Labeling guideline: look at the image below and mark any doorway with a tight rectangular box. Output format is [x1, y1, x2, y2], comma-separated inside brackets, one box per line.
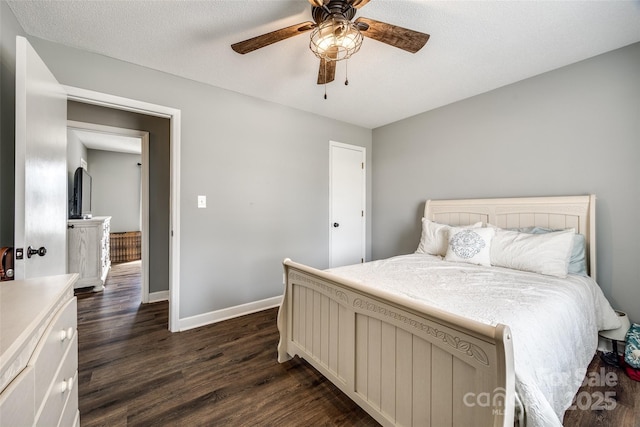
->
[65, 86, 182, 332]
[67, 121, 151, 303]
[329, 141, 366, 268]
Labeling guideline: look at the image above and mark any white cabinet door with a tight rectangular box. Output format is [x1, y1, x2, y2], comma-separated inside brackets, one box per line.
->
[329, 141, 365, 268]
[14, 36, 67, 279]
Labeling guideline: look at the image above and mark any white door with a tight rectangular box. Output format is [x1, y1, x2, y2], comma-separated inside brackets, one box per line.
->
[329, 141, 365, 268]
[14, 36, 68, 279]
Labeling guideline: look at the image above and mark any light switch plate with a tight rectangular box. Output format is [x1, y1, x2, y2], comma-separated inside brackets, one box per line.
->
[197, 195, 206, 208]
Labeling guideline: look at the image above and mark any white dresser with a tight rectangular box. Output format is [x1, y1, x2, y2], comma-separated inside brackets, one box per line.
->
[0, 274, 79, 426]
[68, 216, 111, 290]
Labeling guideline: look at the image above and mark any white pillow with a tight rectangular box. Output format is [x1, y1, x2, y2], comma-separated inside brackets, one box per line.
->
[444, 226, 495, 267]
[416, 219, 482, 257]
[490, 228, 575, 278]
[416, 219, 449, 256]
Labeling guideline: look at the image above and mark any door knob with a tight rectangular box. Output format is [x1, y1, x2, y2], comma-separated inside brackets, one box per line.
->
[333, 223, 340, 228]
[27, 246, 47, 258]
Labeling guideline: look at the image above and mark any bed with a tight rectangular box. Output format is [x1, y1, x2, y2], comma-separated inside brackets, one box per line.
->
[277, 195, 620, 427]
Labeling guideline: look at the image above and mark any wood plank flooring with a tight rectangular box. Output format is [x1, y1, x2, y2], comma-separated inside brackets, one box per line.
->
[75, 261, 377, 426]
[562, 354, 640, 426]
[76, 261, 639, 426]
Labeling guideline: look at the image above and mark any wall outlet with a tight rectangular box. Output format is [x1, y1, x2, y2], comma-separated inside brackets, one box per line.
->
[197, 195, 206, 208]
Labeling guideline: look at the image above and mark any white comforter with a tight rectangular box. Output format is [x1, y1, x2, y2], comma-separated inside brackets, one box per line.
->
[328, 254, 620, 427]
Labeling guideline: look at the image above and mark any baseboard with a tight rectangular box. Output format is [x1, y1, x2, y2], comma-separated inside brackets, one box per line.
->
[178, 295, 283, 332]
[148, 290, 170, 303]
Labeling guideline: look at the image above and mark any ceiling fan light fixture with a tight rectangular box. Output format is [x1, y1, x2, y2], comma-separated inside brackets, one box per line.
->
[309, 16, 363, 61]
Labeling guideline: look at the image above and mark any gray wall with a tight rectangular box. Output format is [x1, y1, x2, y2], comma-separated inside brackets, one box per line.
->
[372, 42, 640, 323]
[87, 149, 142, 233]
[0, 0, 26, 246]
[27, 35, 373, 319]
[67, 101, 170, 294]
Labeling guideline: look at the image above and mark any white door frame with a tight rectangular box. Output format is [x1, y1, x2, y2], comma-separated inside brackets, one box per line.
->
[329, 140, 366, 267]
[64, 85, 181, 332]
[67, 120, 151, 304]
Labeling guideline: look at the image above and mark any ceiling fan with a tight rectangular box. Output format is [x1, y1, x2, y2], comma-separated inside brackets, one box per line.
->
[231, 0, 430, 86]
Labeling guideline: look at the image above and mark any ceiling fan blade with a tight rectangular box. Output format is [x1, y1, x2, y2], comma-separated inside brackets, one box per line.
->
[355, 17, 430, 53]
[317, 58, 336, 85]
[231, 21, 315, 54]
[317, 46, 338, 84]
[348, 0, 371, 8]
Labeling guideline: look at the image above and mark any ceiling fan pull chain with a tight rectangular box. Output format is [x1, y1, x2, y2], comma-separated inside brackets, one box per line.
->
[324, 60, 328, 99]
[345, 59, 349, 86]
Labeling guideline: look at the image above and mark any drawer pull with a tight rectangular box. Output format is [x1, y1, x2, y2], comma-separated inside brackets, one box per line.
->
[60, 378, 74, 393]
[60, 327, 74, 342]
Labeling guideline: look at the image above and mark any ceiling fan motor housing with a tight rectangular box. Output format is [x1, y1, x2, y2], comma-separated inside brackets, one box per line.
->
[312, 0, 357, 24]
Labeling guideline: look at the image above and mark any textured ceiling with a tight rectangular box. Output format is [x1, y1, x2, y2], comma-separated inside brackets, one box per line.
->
[8, 0, 640, 129]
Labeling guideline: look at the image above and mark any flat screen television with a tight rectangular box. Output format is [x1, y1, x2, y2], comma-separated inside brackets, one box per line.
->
[70, 167, 92, 219]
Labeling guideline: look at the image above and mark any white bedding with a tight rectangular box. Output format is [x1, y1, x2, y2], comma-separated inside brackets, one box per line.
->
[328, 253, 620, 427]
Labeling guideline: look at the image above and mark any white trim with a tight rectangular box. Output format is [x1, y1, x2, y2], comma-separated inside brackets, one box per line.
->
[169, 111, 181, 332]
[148, 290, 170, 303]
[67, 121, 150, 303]
[67, 120, 147, 140]
[328, 141, 366, 267]
[65, 85, 182, 332]
[141, 135, 150, 304]
[178, 296, 283, 332]
[65, 86, 172, 119]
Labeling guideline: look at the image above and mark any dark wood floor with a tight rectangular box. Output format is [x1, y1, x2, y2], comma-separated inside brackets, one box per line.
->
[562, 353, 640, 426]
[75, 261, 377, 426]
[76, 261, 639, 426]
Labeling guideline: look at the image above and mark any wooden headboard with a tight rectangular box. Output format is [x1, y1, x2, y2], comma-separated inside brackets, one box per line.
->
[424, 195, 597, 278]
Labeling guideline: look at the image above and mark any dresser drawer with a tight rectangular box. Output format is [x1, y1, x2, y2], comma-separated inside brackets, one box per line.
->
[56, 371, 78, 427]
[35, 333, 78, 427]
[0, 366, 35, 426]
[30, 297, 77, 411]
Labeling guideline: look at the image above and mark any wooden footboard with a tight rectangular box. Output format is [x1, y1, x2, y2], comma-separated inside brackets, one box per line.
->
[278, 259, 515, 427]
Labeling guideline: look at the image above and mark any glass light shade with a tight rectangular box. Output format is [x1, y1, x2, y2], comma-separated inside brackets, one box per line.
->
[309, 16, 363, 61]
[600, 310, 631, 341]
